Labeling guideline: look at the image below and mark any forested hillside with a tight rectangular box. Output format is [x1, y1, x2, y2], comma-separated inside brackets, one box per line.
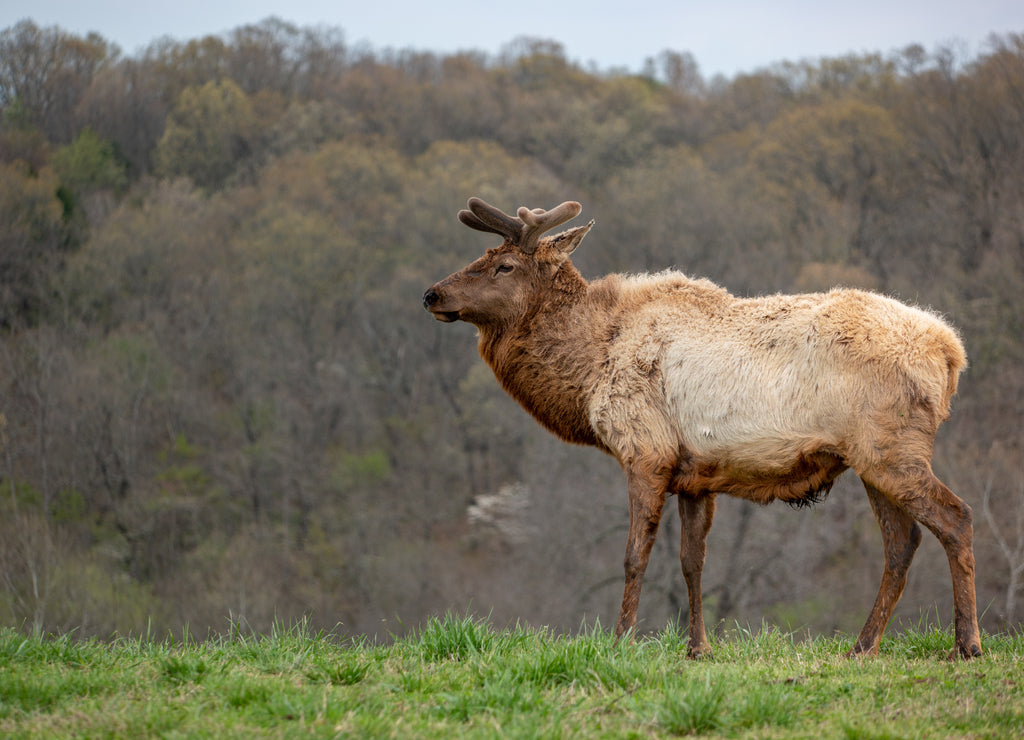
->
[1, 18, 1022, 639]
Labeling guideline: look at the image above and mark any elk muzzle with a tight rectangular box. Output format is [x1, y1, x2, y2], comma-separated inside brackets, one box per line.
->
[422, 287, 459, 322]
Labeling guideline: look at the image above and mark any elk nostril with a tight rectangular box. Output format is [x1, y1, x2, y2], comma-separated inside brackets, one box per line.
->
[423, 288, 440, 310]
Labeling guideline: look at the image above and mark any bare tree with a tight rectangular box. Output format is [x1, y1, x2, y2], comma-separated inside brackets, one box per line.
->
[982, 474, 1024, 625]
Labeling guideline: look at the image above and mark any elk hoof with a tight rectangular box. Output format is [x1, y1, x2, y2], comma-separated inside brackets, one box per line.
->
[949, 642, 983, 661]
[845, 643, 878, 659]
[687, 646, 713, 660]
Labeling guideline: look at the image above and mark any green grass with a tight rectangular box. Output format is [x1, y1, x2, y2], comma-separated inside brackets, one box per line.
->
[1, 616, 1023, 738]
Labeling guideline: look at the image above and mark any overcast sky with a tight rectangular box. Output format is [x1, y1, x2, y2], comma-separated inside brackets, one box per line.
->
[3, 1, 1022, 79]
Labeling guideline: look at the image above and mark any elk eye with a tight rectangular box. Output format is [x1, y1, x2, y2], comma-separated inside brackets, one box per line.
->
[495, 264, 514, 275]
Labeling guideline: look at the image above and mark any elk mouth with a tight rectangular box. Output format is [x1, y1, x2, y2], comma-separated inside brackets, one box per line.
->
[432, 310, 460, 323]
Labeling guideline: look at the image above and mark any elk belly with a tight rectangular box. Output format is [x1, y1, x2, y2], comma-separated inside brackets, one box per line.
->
[671, 446, 849, 505]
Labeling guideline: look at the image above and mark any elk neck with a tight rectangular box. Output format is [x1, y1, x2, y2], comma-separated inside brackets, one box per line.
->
[476, 261, 610, 451]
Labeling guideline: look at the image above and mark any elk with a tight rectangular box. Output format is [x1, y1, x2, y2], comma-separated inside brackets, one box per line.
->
[423, 197, 982, 660]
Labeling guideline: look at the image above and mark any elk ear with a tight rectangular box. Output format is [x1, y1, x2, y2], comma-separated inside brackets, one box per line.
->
[546, 220, 594, 260]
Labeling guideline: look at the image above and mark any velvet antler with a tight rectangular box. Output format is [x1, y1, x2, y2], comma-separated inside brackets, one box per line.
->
[458, 197, 582, 254]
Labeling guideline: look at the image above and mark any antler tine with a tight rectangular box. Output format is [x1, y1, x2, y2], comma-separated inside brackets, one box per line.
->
[517, 201, 582, 254]
[458, 197, 524, 242]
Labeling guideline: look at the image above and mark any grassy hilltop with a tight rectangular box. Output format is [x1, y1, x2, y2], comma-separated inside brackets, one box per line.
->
[2, 616, 1023, 738]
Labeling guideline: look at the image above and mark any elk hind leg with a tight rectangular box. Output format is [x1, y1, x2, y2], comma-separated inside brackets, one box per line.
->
[863, 466, 982, 659]
[849, 482, 921, 657]
[678, 493, 716, 658]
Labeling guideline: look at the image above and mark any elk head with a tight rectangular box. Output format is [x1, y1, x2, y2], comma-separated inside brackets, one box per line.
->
[423, 197, 593, 327]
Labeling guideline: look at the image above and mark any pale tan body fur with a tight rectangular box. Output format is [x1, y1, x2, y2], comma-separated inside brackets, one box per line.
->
[587, 273, 963, 501]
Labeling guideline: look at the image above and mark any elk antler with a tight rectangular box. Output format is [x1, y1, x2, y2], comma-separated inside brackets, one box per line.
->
[458, 197, 522, 242]
[517, 201, 583, 254]
[458, 197, 582, 254]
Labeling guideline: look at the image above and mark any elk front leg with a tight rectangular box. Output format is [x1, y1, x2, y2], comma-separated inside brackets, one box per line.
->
[678, 493, 716, 658]
[615, 466, 667, 639]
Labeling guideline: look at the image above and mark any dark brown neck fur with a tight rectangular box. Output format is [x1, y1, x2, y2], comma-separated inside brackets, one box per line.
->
[477, 261, 611, 451]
